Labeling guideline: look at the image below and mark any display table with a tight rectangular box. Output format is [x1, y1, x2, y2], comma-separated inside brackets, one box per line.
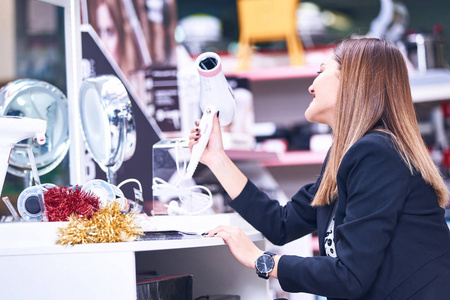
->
[0, 213, 268, 300]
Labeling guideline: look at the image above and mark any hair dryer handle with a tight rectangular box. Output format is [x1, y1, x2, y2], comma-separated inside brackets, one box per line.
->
[185, 106, 217, 178]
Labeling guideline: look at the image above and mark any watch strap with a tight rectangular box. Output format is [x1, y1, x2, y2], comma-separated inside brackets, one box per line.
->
[264, 251, 275, 257]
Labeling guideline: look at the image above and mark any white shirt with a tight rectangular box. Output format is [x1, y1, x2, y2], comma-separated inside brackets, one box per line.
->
[324, 206, 337, 258]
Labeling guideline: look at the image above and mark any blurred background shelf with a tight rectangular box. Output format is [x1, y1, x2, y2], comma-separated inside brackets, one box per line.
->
[218, 50, 450, 103]
[220, 47, 334, 81]
[261, 150, 327, 167]
[226, 149, 326, 167]
[410, 69, 450, 103]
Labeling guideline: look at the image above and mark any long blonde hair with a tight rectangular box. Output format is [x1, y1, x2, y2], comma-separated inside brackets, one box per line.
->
[312, 38, 449, 208]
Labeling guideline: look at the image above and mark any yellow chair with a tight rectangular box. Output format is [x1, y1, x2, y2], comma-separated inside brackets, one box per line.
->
[236, 0, 305, 70]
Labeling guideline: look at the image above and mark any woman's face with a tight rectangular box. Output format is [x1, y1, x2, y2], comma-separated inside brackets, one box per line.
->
[96, 3, 120, 63]
[305, 54, 340, 130]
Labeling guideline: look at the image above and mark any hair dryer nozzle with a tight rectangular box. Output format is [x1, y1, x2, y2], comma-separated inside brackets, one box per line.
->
[0, 116, 47, 198]
[196, 52, 236, 127]
[184, 52, 236, 178]
[0, 116, 47, 147]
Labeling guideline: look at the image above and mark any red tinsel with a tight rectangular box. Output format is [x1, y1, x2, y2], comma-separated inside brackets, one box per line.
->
[44, 186, 100, 222]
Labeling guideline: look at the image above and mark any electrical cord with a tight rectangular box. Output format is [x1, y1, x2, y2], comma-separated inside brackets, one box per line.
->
[116, 178, 144, 213]
[152, 139, 213, 215]
[117, 178, 143, 192]
[152, 177, 212, 215]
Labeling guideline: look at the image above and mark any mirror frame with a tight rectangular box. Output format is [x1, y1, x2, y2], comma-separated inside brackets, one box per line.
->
[38, 0, 84, 185]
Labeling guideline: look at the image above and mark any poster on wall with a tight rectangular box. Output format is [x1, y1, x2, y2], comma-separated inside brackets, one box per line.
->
[80, 0, 181, 133]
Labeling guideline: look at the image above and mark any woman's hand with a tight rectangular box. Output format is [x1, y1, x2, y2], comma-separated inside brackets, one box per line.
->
[188, 112, 225, 167]
[202, 225, 263, 269]
[188, 112, 248, 200]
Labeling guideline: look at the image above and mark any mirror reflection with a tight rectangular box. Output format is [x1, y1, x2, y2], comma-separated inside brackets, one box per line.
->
[0, 0, 69, 220]
[0, 79, 69, 178]
[79, 75, 136, 185]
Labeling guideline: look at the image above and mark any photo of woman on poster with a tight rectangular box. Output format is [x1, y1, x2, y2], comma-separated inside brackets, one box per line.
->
[133, 0, 178, 67]
[85, 0, 141, 78]
[82, 0, 180, 133]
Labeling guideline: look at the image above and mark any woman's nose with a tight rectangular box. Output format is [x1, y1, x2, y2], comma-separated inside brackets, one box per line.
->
[308, 85, 314, 94]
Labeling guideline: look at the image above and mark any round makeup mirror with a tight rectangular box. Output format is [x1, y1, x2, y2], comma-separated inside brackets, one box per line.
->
[0, 79, 70, 178]
[79, 75, 136, 184]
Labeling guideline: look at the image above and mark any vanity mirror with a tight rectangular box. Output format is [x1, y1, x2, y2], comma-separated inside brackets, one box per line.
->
[0, 79, 69, 179]
[79, 75, 136, 185]
[1, 0, 83, 185]
[0, 0, 83, 219]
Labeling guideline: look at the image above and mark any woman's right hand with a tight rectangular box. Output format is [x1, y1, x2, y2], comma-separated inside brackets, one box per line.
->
[189, 112, 248, 200]
[188, 112, 225, 168]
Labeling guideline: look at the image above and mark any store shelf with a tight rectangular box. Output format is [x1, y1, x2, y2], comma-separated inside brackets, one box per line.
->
[410, 69, 450, 103]
[233, 64, 320, 81]
[226, 149, 326, 167]
[226, 149, 278, 161]
[219, 47, 334, 81]
[261, 150, 327, 167]
[218, 50, 450, 103]
[0, 213, 268, 300]
[0, 213, 262, 256]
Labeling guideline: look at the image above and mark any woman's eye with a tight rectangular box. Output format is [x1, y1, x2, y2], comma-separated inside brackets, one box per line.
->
[316, 70, 323, 75]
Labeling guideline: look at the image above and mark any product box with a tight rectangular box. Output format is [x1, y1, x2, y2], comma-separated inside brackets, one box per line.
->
[136, 274, 193, 300]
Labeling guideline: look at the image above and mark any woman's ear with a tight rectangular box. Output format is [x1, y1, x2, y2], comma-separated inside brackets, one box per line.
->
[335, 69, 341, 80]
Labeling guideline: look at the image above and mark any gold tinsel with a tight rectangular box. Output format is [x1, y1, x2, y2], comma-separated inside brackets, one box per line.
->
[56, 202, 143, 245]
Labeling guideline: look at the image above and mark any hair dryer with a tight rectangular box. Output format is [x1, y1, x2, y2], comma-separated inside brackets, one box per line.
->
[0, 116, 47, 198]
[185, 52, 236, 178]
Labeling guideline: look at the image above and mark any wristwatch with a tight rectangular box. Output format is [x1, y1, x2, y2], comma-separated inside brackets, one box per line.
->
[255, 251, 276, 279]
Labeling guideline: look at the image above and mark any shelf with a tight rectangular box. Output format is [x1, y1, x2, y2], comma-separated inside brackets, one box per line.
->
[0, 213, 263, 256]
[0, 213, 268, 300]
[410, 69, 450, 103]
[219, 47, 334, 81]
[226, 149, 278, 161]
[261, 150, 327, 167]
[217, 50, 450, 103]
[233, 64, 320, 81]
[226, 149, 326, 167]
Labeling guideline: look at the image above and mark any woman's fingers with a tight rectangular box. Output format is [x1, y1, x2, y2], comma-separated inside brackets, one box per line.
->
[202, 225, 231, 236]
[188, 120, 202, 151]
[189, 131, 201, 141]
[190, 126, 201, 134]
[201, 225, 262, 269]
[188, 136, 199, 151]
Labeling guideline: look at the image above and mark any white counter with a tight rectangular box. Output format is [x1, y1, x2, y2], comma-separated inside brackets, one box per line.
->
[0, 213, 268, 300]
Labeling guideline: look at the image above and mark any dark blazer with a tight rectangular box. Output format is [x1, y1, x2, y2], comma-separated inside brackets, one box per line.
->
[229, 131, 450, 300]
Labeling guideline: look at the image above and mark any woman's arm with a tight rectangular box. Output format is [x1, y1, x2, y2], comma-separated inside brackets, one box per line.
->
[203, 224, 281, 279]
[189, 113, 247, 200]
[190, 114, 322, 287]
[189, 114, 319, 244]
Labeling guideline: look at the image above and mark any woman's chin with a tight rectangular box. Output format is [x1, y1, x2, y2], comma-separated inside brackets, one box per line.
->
[304, 109, 315, 123]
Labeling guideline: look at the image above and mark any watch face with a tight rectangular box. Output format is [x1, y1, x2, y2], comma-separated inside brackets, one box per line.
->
[256, 254, 275, 273]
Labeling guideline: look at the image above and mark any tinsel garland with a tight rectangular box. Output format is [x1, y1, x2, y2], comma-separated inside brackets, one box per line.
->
[56, 202, 143, 245]
[44, 186, 100, 222]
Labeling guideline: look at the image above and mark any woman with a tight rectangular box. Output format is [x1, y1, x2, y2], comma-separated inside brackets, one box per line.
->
[189, 38, 450, 299]
[87, 0, 139, 77]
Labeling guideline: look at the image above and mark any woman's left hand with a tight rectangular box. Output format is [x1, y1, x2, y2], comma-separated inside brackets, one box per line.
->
[203, 225, 263, 269]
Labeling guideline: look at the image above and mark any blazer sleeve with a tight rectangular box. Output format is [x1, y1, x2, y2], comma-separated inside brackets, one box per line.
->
[277, 134, 411, 298]
[229, 178, 319, 246]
